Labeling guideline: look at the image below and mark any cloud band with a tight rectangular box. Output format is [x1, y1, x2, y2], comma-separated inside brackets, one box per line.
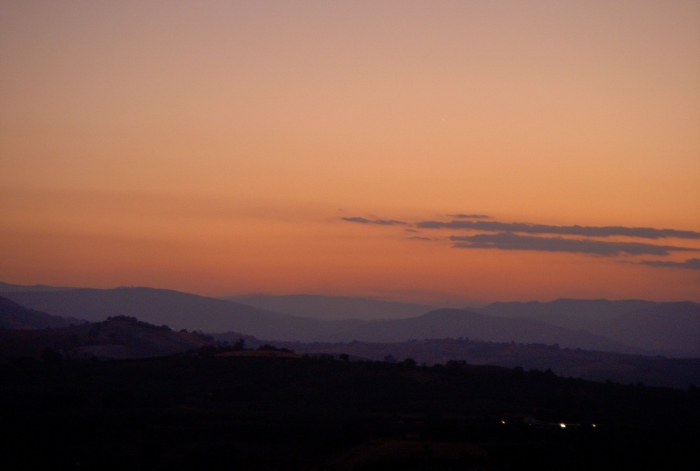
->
[340, 217, 406, 226]
[640, 258, 700, 270]
[450, 232, 699, 256]
[418, 220, 700, 240]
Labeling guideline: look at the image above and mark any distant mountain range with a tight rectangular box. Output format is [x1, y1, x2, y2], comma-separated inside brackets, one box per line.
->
[226, 293, 437, 320]
[0, 287, 624, 350]
[0, 286, 364, 341]
[604, 302, 700, 356]
[478, 299, 700, 357]
[1, 306, 697, 389]
[320, 308, 626, 352]
[1, 290, 698, 388]
[478, 299, 656, 332]
[1, 282, 698, 357]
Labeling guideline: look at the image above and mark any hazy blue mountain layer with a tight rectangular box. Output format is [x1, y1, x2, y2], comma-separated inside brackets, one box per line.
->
[226, 293, 438, 320]
[1, 287, 360, 341]
[0, 295, 86, 329]
[4, 285, 698, 356]
[479, 298, 700, 357]
[479, 298, 656, 332]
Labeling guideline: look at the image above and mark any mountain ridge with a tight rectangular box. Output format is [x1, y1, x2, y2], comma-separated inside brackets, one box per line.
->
[225, 293, 438, 320]
[1, 287, 362, 341]
[2, 288, 627, 350]
[3, 284, 698, 356]
[0, 295, 87, 329]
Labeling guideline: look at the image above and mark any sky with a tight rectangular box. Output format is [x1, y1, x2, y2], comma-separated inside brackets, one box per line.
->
[1, 1, 699, 305]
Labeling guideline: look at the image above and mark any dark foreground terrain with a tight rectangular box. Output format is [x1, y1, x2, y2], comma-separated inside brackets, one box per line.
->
[1, 348, 699, 471]
[258, 337, 700, 389]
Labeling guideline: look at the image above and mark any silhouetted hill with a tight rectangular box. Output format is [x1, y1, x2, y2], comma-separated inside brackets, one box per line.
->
[265, 338, 700, 390]
[1, 287, 362, 341]
[0, 316, 215, 359]
[479, 298, 655, 331]
[602, 302, 700, 356]
[479, 299, 700, 357]
[227, 293, 437, 320]
[0, 295, 86, 329]
[325, 308, 628, 352]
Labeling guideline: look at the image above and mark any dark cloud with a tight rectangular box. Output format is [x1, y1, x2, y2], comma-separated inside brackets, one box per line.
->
[418, 220, 700, 240]
[447, 213, 490, 219]
[640, 258, 700, 270]
[407, 236, 433, 241]
[341, 217, 407, 226]
[450, 232, 699, 256]
[404, 228, 418, 233]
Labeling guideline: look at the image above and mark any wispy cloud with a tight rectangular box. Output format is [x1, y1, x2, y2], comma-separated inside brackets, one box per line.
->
[451, 232, 699, 256]
[341, 217, 407, 226]
[447, 213, 490, 219]
[640, 258, 700, 270]
[419, 220, 700, 240]
[340, 214, 700, 261]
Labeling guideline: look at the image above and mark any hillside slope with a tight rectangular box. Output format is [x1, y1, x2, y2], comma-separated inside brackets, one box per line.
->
[0, 295, 86, 329]
[602, 302, 700, 356]
[227, 293, 437, 320]
[479, 299, 655, 332]
[325, 308, 628, 352]
[479, 299, 700, 356]
[0, 316, 215, 359]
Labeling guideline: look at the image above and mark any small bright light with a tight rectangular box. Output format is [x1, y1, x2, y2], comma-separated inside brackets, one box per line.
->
[501, 420, 506, 424]
[560, 423, 566, 428]
[592, 424, 597, 428]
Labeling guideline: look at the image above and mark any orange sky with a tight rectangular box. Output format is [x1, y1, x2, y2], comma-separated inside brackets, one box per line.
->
[1, 1, 699, 305]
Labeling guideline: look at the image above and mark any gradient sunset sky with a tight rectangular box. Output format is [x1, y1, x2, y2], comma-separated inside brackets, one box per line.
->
[1, 1, 699, 305]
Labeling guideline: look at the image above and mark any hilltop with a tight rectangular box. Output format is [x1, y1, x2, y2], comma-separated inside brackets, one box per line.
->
[0, 315, 214, 360]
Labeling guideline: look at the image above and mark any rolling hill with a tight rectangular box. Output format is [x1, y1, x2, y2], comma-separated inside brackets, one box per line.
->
[323, 308, 629, 351]
[0, 295, 86, 329]
[479, 299, 656, 332]
[226, 293, 438, 321]
[262, 337, 700, 390]
[0, 315, 214, 359]
[602, 302, 700, 356]
[479, 299, 700, 357]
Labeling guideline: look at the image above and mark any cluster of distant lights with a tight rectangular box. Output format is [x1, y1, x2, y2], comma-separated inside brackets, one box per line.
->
[500, 420, 597, 428]
[559, 423, 597, 428]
